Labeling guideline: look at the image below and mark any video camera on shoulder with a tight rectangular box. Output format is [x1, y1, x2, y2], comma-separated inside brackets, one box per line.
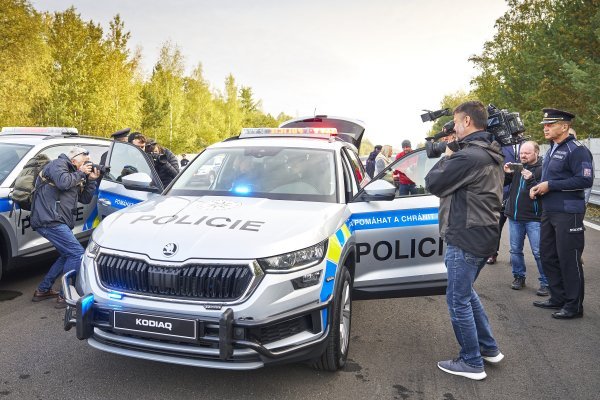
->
[421, 104, 527, 158]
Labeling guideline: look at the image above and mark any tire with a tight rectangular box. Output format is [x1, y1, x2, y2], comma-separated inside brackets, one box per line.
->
[312, 265, 352, 371]
[0, 253, 3, 282]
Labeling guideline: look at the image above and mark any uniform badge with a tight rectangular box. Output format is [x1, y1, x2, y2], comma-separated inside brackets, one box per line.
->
[584, 168, 592, 177]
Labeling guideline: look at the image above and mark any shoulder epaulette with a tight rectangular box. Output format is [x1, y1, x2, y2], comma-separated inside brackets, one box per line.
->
[573, 140, 582, 147]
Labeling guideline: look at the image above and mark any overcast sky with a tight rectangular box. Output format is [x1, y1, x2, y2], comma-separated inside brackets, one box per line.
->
[32, 0, 508, 149]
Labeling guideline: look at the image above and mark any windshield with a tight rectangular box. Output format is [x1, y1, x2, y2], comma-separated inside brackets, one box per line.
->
[0, 143, 33, 185]
[169, 146, 337, 203]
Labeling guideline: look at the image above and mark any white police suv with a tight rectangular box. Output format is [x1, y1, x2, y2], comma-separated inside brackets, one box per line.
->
[0, 127, 110, 280]
[63, 117, 446, 371]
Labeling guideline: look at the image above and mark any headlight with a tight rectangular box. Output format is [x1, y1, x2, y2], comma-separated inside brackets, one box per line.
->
[258, 240, 328, 272]
[85, 239, 101, 259]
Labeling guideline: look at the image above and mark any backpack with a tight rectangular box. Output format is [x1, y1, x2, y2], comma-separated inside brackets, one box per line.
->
[10, 154, 51, 211]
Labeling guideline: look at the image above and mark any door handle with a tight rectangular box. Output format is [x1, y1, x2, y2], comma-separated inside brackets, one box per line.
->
[98, 199, 111, 207]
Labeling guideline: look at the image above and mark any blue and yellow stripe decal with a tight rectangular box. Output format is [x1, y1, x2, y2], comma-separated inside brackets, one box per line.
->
[320, 222, 351, 330]
[346, 207, 438, 232]
[98, 190, 142, 210]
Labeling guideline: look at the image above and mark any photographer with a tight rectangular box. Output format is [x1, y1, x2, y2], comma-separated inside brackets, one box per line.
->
[503, 141, 548, 295]
[30, 146, 99, 308]
[145, 140, 180, 187]
[425, 101, 504, 380]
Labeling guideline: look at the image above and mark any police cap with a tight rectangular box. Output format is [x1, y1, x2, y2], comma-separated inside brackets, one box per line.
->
[540, 108, 575, 124]
[111, 127, 131, 139]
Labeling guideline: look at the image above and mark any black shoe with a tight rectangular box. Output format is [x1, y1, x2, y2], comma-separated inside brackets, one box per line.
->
[552, 309, 583, 319]
[511, 276, 525, 290]
[486, 255, 497, 265]
[54, 296, 67, 309]
[533, 300, 563, 309]
[536, 286, 549, 297]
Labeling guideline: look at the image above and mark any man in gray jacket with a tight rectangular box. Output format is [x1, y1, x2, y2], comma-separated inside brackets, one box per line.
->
[425, 101, 505, 380]
[30, 146, 99, 308]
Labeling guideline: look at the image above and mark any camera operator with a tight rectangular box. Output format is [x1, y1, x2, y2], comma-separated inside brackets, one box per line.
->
[30, 146, 99, 308]
[503, 141, 548, 295]
[530, 108, 593, 319]
[425, 101, 504, 380]
[145, 140, 180, 187]
[487, 143, 520, 265]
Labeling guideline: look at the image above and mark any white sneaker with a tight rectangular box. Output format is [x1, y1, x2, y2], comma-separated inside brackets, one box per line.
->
[481, 350, 504, 364]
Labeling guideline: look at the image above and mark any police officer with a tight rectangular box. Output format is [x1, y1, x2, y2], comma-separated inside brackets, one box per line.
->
[99, 128, 131, 166]
[530, 108, 593, 319]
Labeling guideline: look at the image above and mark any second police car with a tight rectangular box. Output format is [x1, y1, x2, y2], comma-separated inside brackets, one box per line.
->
[62, 116, 446, 371]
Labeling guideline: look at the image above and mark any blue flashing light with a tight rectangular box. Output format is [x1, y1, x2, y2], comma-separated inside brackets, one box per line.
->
[233, 185, 251, 194]
[108, 292, 123, 300]
[81, 294, 94, 315]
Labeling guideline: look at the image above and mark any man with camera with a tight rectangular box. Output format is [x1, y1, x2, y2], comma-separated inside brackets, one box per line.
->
[425, 101, 504, 380]
[503, 141, 548, 295]
[30, 146, 99, 308]
[530, 108, 593, 319]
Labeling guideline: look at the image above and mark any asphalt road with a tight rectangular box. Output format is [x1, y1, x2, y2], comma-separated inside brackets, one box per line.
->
[1, 226, 599, 400]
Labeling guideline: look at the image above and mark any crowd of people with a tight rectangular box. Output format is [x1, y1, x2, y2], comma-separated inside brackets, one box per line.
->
[423, 102, 593, 381]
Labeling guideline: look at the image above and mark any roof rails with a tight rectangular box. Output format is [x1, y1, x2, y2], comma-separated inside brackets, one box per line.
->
[1, 127, 78, 136]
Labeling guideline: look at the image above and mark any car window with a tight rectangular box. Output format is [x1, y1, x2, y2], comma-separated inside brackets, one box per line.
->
[0, 143, 33, 185]
[376, 149, 438, 198]
[343, 148, 369, 189]
[104, 142, 157, 185]
[170, 147, 337, 203]
[340, 152, 359, 201]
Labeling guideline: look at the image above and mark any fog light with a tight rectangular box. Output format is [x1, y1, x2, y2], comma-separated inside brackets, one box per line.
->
[292, 271, 322, 290]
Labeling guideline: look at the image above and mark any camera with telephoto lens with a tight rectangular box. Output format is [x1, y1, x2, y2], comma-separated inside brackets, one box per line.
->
[422, 104, 527, 158]
[148, 151, 167, 164]
[83, 161, 110, 174]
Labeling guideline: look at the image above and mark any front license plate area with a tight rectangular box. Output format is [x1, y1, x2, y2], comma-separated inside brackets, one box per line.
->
[113, 311, 197, 341]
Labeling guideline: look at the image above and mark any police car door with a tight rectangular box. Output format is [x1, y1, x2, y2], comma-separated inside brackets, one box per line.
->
[346, 148, 447, 299]
[97, 141, 163, 220]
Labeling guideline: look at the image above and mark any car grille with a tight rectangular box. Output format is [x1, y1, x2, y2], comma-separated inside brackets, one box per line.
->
[96, 254, 254, 301]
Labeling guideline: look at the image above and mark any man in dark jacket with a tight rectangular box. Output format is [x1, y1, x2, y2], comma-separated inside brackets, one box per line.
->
[503, 141, 548, 295]
[530, 108, 593, 319]
[145, 140, 180, 187]
[425, 101, 504, 380]
[365, 145, 381, 178]
[31, 146, 99, 308]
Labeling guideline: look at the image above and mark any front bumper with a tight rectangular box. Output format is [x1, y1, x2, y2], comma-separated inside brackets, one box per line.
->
[62, 270, 332, 369]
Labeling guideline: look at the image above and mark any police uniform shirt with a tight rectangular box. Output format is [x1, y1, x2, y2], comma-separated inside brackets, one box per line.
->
[541, 135, 593, 214]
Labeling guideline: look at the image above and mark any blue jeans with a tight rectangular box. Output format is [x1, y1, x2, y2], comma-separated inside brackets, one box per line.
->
[445, 244, 499, 368]
[508, 219, 548, 286]
[36, 224, 84, 293]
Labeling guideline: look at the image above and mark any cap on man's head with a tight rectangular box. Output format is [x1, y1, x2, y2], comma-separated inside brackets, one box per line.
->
[374, 145, 382, 150]
[401, 140, 412, 148]
[128, 132, 143, 143]
[111, 127, 131, 140]
[540, 108, 575, 124]
[67, 146, 88, 160]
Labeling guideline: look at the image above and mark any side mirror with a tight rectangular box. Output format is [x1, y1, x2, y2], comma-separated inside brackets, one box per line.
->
[121, 172, 161, 193]
[358, 179, 396, 201]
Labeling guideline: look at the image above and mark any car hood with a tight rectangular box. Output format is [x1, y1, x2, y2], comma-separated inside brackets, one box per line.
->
[93, 195, 348, 261]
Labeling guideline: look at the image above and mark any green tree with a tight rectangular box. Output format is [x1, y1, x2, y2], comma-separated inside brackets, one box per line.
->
[0, 0, 51, 125]
[471, 0, 600, 140]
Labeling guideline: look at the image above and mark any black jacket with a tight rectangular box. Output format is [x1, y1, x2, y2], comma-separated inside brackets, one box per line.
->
[504, 157, 542, 221]
[31, 154, 96, 229]
[154, 147, 180, 187]
[541, 135, 594, 214]
[425, 131, 504, 258]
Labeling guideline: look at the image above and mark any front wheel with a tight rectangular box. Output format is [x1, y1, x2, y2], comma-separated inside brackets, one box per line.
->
[312, 265, 352, 371]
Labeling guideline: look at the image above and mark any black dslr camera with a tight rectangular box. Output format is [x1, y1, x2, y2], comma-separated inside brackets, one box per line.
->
[84, 161, 110, 174]
[423, 104, 527, 158]
[145, 142, 167, 164]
